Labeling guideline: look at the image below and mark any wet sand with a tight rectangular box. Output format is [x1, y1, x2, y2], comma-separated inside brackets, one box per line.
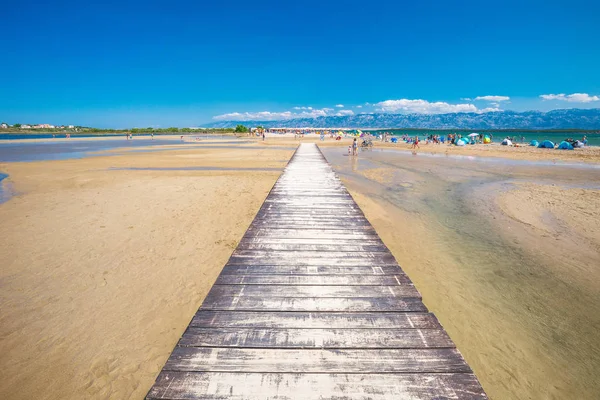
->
[321, 146, 600, 400]
[0, 143, 294, 399]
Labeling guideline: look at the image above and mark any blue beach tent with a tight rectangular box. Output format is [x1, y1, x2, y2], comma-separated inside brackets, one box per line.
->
[557, 141, 574, 150]
[538, 140, 555, 149]
[530, 140, 539, 147]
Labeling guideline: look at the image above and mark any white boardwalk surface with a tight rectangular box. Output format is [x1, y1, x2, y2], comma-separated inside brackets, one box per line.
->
[146, 143, 487, 399]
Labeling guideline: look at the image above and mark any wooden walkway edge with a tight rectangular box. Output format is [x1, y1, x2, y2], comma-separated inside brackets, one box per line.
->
[146, 143, 487, 399]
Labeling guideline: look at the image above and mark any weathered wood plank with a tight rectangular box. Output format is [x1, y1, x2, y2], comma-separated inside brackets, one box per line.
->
[249, 222, 374, 230]
[235, 243, 388, 252]
[226, 257, 398, 267]
[179, 327, 455, 348]
[215, 274, 412, 285]
[206, 285, 421, 298]
[199, 295, 427, 312]
[238, 238, 385, 246]
[163, 347, 472, 373]
[243, 228, 379, 238]
[251, 217, 371, 224]
[231, 250, 396, 259]
[190, 311, 442, 329]
[220, 265, 404, 275]
[147, 372, 488, 400]
[254, 214, 365, 220]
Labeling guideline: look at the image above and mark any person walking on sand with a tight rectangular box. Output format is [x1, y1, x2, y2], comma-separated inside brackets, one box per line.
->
[352, 138, 358, 156]
[412, 136, 420, 149]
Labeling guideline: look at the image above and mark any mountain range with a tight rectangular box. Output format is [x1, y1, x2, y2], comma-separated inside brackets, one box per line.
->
[204, 109, 600, 130]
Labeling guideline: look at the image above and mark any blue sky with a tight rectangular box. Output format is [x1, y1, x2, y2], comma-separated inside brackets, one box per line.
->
[2, 0, 599, 128]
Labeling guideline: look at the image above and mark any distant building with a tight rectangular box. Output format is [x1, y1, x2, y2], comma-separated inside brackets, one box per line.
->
[68, 125, 74, 129]
[21, 124, 31, 129]
[33, 124, 55, 129]
[0, 123, 7, 129]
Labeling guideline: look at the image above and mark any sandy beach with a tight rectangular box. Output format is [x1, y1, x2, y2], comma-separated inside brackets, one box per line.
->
[1, 136, 599, 399]
[263, 134, 600, 164]
[0, 140, 294, 399]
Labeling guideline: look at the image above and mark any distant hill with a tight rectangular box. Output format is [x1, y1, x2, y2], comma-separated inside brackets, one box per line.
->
[204, 109, 600, 130]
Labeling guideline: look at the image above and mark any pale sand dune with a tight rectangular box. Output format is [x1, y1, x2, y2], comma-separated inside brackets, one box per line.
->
[0, 145, 294, 400]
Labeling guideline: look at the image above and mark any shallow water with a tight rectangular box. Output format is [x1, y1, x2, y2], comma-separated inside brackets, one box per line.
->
[321, 147, 600, 399]
[0, 139, 251, 162]
[0, 173, 13, 204]
[368, 147, 600, 169]
[109, 166, 282, 172]
[0, 134, 237, 141]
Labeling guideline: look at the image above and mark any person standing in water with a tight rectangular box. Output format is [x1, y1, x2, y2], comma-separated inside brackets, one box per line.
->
[352, 138, 358, 156]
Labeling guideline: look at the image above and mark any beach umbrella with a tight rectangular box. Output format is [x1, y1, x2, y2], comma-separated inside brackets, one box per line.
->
[468, 133, 479, 137]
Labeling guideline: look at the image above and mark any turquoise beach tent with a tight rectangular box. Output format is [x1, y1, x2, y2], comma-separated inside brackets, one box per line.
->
[455, 138, 467, 146]
[538, 140, 555, 149]
[530, 140, 539, 147]
[557, 141, 574, 150]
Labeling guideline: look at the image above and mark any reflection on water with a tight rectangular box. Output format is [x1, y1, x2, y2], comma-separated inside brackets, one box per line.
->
[321, 146, 600, 399]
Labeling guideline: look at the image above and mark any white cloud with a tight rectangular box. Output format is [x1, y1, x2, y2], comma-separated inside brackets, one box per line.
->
[214, 107, 337, 121]
[335, 104, 344, 108]
[460, 97, 472, 101]
[539, 93, 599, 103]
[355, 105, 362, 108]
[374, 99, 477, 114]
[335, 110, 354, 116]
[490, 102, 500, 107]
[292, 106, 313, 110]
[474, 95, 510, 102]
[478, 107, 502, 113]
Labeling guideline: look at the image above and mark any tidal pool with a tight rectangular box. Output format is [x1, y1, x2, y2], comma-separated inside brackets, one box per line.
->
[321, 147, 600, 400]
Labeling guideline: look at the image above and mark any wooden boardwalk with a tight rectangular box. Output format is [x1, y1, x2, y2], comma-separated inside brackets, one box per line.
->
[146, 144, 487, 399]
